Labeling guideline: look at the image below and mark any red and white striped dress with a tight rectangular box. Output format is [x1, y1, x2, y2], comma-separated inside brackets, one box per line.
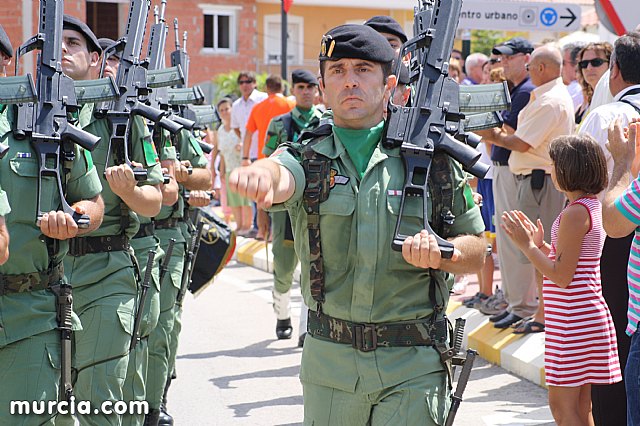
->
[543, 197, 622, 387]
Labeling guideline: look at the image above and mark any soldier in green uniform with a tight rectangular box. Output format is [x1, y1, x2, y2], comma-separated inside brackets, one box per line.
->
[230, 24, 486, 425]
[59, 16, 164, 426]
[0, 86, 104, 425]
[145, 129, 210, 425]
[263, 69, 323, 345]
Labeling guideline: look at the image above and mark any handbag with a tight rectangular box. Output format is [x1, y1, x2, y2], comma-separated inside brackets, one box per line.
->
[188, 207, 236, 296]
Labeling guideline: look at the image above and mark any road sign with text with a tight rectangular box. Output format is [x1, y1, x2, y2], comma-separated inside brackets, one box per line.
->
[458, 1, 581, 32]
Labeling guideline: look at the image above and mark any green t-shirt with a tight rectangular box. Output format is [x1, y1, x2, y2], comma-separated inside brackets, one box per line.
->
[333, 121, 384, 178]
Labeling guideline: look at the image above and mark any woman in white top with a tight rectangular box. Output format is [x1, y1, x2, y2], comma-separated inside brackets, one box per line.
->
[213, 98, 253, 233]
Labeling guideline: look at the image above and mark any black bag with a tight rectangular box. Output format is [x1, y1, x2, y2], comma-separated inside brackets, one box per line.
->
[188, 208, 236, 296]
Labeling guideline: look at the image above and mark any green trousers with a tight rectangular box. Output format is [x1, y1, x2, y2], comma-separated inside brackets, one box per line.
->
[302, 370, 450, 426]
[145, 227, 186, 410]
[0, 330, 60, 426]
[121, 235, 163, 426]
[271, 210, 298, 295]
[63, 251, 138, 426]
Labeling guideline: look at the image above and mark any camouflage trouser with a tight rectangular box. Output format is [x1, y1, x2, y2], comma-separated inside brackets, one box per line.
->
[271, 210, 298, 295]
[0, 330, 60, 426]
[121, 235, 164, 426]
[146, 228, 185, 411]
[302, 370, 450, 426]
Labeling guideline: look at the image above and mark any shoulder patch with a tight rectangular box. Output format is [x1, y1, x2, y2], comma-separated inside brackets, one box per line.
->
[188, 133, 205, 156]
[83, 147, 94, 170]
[329, 169, 349, 188]
[143, 135, 159, 166]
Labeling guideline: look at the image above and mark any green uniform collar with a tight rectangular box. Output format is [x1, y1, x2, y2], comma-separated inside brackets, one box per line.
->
[333, 121, 385, 177]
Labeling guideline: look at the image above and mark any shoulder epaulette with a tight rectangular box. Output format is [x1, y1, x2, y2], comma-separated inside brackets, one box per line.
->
[298, 123, 332, 145]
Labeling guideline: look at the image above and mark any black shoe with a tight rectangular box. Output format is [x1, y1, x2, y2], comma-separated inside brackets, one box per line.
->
[298, 332, 306, 347]
[144, 409, 160, 426]
[489, 310, 509, 323]
[276, 318, 293, 339]
[158, 403, 174, 426]
[494, 313, 523, 329]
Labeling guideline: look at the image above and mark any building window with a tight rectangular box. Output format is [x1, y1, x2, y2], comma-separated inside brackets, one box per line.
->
[264, 15, 303, 66]
[203, 10, 236, 53]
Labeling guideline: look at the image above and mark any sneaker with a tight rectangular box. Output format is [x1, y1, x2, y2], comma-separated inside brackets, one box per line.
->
[478, 289, 508, 315]
[463, 292, 488, 308]
[452, 276, 469, 295]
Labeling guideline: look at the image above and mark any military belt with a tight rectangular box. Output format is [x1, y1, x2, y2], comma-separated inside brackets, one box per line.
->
[308, 310, 435, 352]
[133, 223, 156, 239]
[155, 218, 181, 229]
[68, 234, 130, 257]
[0, 263, 64, 295]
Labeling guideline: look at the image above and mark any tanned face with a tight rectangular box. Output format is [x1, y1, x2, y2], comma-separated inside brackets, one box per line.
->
[319, 58, 396, 129]
[61, 29, 99, 80]
[291, 82, 318, 110]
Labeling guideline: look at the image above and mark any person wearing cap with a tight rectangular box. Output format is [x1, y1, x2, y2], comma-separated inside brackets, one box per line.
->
[474, 37, 537, 328]
[0, 19, 105, 426]
[0, 24, 13, 77]
[58, 15, 165, 426]
[482, 44, 574, 333]
[97, 37, 121, 80]
[364, 15, 407, 55]
[262, 69, 323, 346]
[230, 24, 485, 424]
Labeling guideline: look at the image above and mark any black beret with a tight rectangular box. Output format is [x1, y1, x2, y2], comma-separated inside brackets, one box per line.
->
[98, 37, 121, 59]
[319, 24, 395, 64]
[291, 69, 318, 85]
[63, 15, 101, 54]
[492, 37, 534, 56]
[0, 24, 12, 58]
[364, 15, 407, 44]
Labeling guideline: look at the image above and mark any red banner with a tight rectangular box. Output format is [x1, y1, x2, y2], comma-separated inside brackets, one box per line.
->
[283, 0, 293, 13]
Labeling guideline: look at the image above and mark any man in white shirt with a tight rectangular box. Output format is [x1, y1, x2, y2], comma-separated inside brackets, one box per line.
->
[231, 71, 268, 161]
[580, 32, 640, 426]
[562, 41, 586, 111]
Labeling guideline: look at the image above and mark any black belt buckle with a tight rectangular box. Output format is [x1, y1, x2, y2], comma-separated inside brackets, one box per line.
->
[352, 323, 377, 352]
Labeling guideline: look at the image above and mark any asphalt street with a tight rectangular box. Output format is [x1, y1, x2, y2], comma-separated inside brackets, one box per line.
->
[167, 261, 554, 426]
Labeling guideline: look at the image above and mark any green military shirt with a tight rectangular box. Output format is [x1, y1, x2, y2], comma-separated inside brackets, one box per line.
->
[263, 106, 323, 156]
[0, 104, 103, 346]
[154, 128, 208, 243]
[77, 104, 164, 238]
[271, 129, 484, 394]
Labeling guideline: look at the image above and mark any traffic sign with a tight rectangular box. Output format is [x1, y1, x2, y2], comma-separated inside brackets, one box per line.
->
[596, 0, 638, 35]
[458, 1, 581, 32]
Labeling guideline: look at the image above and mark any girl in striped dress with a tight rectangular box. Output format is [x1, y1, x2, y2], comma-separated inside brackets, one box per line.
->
[501, 134, 622, 426]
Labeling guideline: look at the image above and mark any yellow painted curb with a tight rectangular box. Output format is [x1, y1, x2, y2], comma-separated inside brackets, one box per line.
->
[540, 367, 547, 389]
[446, 300, 462, 315]
[467, 322, 524, 365]
[237, 240, 266, 265]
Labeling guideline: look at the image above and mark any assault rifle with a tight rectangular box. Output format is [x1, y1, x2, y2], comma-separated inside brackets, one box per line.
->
[98, 0, 182, 182]
[177, 217, 204, 305]
[145, 0, 194, 132]
[11, 0, 103, 229]
[384, 0, 509, 256]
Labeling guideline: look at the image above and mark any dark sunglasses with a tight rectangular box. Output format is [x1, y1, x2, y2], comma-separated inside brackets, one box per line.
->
[238, 80, 254, 85]
[578, 58, 608, 69]
[489, 58, 501, 64]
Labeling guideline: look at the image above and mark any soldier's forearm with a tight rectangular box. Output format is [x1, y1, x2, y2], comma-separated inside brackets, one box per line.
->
[73, 194, 105, 235]
[439, 234, 486, 275]
[242, 132, 252, 159]
[182, 167, 212, 191]
[122, 185, 163, 217]
[0, 217, 9, 265]
[161, 176, 180, 206]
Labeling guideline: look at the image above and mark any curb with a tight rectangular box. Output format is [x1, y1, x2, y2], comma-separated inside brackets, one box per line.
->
[231, 236, 547, 388]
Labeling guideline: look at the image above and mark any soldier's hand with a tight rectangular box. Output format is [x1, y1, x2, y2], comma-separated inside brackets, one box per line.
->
[228, 166, 274, 208]
[402, 230, 460, 269]
[40, 210, 79, 240]
[175, 160, 192, 183]
[105, 163, 138, 197]
[187, 190, 211, 207]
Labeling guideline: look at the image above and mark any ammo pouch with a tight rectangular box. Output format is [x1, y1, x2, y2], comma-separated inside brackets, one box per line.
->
[530, 169, 546, 191]
[307, 310, 442, 352]
[0, 263, 64, 295]
[68, 234, 130, 257]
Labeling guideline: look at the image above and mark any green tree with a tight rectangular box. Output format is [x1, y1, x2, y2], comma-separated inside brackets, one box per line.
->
[469, 30, 529, 55]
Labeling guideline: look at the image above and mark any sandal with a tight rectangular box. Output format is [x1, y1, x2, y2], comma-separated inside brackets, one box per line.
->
[513, 320, 545, 334]
[510, 316, 532, 329]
